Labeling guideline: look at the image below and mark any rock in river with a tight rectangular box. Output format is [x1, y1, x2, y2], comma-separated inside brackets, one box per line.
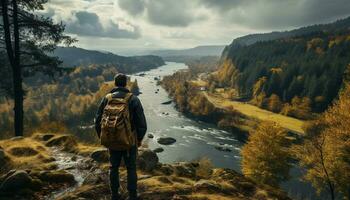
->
[147, 134, 154, 139]
[157, 137, 176, 145]
[153, 147, 164, 153]
[161, 100, 172, 105]
[215, 146, 232, 152]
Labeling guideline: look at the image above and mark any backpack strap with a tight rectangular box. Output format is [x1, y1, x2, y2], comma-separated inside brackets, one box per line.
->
[123, 92, 133, 103]
[105, 92, 133, 104]
[105, 93, 113, 104]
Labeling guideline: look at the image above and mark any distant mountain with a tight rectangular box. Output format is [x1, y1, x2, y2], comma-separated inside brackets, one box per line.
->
[53, 47, 165, 74]
[222, 16, 350, 59]
[152, 45, 225, 57]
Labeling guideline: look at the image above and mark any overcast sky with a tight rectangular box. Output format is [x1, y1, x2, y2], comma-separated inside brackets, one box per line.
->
[43, 0, 350, 55]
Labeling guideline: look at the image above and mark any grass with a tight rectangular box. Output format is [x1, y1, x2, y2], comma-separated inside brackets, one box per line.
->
[0, 137, 57, 172]
[204, 92, 305, 134]
[0, 133, 104, 174]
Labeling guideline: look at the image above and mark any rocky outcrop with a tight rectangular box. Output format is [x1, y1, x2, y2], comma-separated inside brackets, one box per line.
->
[0, 133, 291, 200]
[137, 149, 159, 172]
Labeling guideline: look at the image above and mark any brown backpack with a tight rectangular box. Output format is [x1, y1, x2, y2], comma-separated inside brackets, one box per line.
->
[100, 92, 136, 150]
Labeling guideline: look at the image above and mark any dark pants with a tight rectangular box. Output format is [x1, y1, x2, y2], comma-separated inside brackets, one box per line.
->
[109, 146, 137, 197]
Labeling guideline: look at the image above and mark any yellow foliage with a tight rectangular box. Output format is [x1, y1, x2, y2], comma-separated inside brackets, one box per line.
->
[293, 84, 350, 198]
[267, 94, 283, 113]
[270, 68, 282, 74]
[307, 38, 323, 51]
[241, 121, 290, 186]
[217, 59, 239, 87]
[281, 96, 312, 120]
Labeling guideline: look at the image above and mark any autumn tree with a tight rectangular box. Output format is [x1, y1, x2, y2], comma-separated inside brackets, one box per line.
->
[267, 94, 283, 113]
[293, 83, 350, 200]
[1, 0, 75, 136]
[241, 122, 291, 186]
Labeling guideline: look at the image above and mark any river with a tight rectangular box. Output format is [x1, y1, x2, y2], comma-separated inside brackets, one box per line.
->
[130, 62, 326, 200]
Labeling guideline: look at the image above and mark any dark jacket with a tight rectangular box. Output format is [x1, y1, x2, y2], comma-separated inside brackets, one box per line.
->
[94, 87, 147, 141]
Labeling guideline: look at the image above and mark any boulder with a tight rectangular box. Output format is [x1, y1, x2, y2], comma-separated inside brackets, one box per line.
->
[46, 135, 78, 152]
[193, 180, 222, 194]
[147, 134, 154, 139]
[34, 133, 55, 141]
[158, 164, 174, 176]
[137, 149, 159, 172]
[173, 162, 197, 178]
[157, 137, 176, 145]
[215, 146, 232, 152]
[83, 169, 108, 185]
[153, 147, 164, 153]
[37, 170, 76, 184]
[90, 149, 109, 163]
[10, 136, 24, 141]
[0, 170, 33, 191]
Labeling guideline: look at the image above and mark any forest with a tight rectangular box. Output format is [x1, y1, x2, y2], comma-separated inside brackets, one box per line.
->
[0, 63, 140, 139]
[213, 28, 350, 118]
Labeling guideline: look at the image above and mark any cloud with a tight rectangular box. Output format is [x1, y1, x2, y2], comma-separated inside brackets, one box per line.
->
[146, 0, 202, 27]
[118, 0, 145, 16]
[43, 0, 350, 50]
[117, 0, 205, 27]
[200, 0, 350, 29]
[65, 11, 141, 39]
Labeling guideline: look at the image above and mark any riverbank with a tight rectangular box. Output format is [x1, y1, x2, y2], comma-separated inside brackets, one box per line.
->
[161, 70, 306, 142]
[0, 133, 290, 200]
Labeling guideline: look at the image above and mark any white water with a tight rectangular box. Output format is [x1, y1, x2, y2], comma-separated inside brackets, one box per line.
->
[46, 147, 91, 199]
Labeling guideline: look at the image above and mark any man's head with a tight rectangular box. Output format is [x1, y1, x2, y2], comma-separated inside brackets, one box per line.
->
[114, 73, 127, 87]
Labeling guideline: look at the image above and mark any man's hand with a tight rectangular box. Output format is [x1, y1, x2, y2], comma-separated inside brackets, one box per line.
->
[137, 140, 142, 147]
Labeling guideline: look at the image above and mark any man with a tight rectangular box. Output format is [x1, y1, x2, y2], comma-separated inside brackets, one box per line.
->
[95, 73, 147, 200]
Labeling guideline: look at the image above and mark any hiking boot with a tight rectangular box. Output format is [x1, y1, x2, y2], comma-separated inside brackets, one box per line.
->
[128, 191, 139, 200]
[111, 193, 121, 200]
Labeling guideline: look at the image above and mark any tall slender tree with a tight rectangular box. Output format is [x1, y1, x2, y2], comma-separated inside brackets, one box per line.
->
[1, 0, 75, 136]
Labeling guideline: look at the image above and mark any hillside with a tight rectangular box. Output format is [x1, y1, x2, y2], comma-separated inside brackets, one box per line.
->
[152, 45, 225, 58]
[53, 47, 165, 74]
[215, 17, 350, 117]
[222, 16, 350, 58]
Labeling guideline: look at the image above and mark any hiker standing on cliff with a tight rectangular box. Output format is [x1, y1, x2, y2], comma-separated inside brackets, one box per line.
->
[95, 73, 147, 200]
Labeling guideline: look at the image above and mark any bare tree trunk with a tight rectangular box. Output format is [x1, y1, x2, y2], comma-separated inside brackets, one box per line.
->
[12, 0, 23, 137]
[319, 142, 335, 200]
[1, 0, 24, 136]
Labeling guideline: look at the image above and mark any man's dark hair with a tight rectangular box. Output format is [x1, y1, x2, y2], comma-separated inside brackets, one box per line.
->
[114, 73, 127, 87]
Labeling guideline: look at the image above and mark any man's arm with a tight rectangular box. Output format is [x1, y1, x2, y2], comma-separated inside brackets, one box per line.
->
[132, 97, 147, 142]
[94, 97, 108, 138]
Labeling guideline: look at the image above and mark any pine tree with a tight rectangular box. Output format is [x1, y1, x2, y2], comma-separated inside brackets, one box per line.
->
[1, 0, 75, 136]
